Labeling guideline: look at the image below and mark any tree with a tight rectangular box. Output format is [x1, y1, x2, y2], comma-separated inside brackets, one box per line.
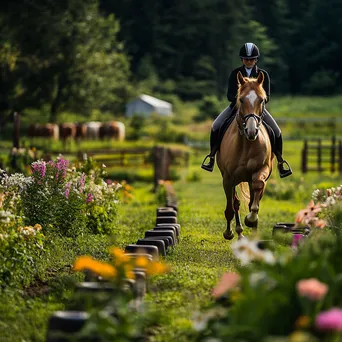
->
[0, 0, 131, 121]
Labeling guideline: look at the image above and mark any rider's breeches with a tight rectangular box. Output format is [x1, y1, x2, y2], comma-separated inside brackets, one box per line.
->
[212, 105, 234, 131]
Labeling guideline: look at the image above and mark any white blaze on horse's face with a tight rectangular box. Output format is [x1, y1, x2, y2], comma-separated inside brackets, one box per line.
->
[243, 90, 261, 140]
[246, 90, 258, 107]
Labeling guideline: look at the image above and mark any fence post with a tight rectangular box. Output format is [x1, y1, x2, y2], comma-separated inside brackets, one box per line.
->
[331, 136, 336, 173]
[317, 139, 322, 172]
[153, 146, 169, 192]
[11, 112, 20, 171]
[339, 141, 342, 175]
[13, 111, 20, 149]
[301, 140, 308, 173]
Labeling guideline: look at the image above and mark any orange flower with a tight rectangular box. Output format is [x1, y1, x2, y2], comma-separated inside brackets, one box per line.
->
[73, 256, 117, 279]
[295, 315, 311, 329]
[146, 261, 169, 275]
[135, 256, 149, 268]
[296, 278, 328, 301]
[73, 255, 97, 271]
[212, 272, 241, 298]
[109, 247, 130, 264]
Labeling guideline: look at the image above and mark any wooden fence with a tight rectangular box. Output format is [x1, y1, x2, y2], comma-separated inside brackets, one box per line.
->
[301, 137, 342, 174]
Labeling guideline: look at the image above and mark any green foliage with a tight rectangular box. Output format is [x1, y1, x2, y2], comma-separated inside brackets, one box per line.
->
[305, 70, 340, 95]
[195, 95, 225, 122]
[0, 0, 132, 120]
[128, 114, 147, 141]
[0, 223, 44, 287]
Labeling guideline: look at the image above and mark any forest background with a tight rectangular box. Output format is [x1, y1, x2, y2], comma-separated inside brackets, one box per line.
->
[1, 0, 341, 126]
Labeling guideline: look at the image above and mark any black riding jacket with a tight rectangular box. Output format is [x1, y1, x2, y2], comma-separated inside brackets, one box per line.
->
[226, 65, 270, 107]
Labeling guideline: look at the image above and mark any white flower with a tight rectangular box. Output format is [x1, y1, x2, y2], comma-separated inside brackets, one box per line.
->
[232, 238, 276, 266]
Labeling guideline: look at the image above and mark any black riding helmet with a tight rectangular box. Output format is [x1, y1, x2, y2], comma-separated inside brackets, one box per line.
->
[239, 42, 260, 59]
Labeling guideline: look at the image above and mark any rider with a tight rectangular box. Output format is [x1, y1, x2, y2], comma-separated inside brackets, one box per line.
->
[201, 42, 292, 178]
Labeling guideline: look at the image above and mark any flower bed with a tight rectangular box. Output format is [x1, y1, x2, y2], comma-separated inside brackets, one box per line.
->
[193, 186, 342, 342]
[0, 157, 122, 287]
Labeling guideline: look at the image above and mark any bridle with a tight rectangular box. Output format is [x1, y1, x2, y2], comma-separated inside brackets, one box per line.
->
[237, 100, 266, 137]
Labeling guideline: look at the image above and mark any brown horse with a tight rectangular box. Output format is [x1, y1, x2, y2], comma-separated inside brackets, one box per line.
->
[216, 71, 274, 240]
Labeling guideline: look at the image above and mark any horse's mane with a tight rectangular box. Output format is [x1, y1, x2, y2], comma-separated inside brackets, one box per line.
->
[236, 77, 267, 111]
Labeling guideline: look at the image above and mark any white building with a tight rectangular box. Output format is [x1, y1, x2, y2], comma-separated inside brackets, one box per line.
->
[125, 94, 173, 117]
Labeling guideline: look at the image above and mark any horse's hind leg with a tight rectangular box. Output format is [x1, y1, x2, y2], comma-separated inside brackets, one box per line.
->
[233, 189, 244, 239]
[223, 179, 234, 240]
[245, 177, 265, 229]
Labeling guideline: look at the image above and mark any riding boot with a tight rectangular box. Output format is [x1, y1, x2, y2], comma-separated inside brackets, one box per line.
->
[274, 134, 292, 178]
[201, 129, 220, 172]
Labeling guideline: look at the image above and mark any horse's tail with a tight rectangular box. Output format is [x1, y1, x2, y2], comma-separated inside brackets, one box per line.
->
[238, 182, 250, 206]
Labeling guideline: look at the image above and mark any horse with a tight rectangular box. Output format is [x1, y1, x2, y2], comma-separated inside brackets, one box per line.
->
[216, 71, 274, 240]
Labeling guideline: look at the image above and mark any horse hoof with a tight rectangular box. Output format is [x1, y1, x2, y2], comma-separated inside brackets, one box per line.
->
[238, 234, 245, 240]
[244, 216, 258, 228]
[223, 230, 234, 240]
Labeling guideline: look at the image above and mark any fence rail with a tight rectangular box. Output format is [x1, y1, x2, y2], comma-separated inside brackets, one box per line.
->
[301, 137, 342, 174]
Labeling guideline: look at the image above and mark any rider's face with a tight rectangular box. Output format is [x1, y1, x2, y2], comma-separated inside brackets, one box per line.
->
[242, 58, 257, 68]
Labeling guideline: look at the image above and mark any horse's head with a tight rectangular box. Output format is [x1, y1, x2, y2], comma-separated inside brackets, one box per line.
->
[236, 71, 267, 141]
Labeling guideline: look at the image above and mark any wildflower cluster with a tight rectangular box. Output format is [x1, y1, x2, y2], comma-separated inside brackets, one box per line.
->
[0, 158, 122, 236]
[294, 199, 327, 229]
[73, 247, 169, 285]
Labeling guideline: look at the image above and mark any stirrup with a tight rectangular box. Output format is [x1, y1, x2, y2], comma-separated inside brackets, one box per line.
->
[201, 155, 215, 172]
[278, 160, 292, 178]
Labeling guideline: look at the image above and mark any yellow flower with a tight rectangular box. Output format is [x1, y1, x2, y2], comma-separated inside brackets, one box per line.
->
[146, 261, 169, 275]
[73, 256, 96, 271]
[34, 224, 42, 231]
[135, 256, 149, 268]
[73, 256, 117, 279]
[289, 331, 313, 342]
[110, 247, 130, 264]
[124, 263, 135, 279]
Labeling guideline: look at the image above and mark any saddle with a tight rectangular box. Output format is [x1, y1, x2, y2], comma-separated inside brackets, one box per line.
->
[218, 113, 276, 153]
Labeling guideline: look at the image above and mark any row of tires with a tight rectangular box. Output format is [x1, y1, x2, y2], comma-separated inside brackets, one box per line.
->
[46, 188, 180, 341]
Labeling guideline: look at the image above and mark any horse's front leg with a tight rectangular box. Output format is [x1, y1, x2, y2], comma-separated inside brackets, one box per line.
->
[223, 178, 234, 240]
[233, 188, 244, 239]
[244, 170, 268, 229]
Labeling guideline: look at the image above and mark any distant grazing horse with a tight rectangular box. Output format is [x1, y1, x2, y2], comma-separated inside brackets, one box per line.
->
[216, 71, 274, 240]
[99, 121, 126, 141]
[85, 121, 102, 140]
[28, 123, 59, 140]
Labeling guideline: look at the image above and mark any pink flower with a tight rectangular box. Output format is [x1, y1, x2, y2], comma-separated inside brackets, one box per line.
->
[315, 308, 342, 331]
[86, 193, 94, 203]
[64, 182, 71, 199]
[292, 234, 304, 248]
[211, 272, 241, 298]
[296, 278, 328, 301]
[78, 174, 86, 193]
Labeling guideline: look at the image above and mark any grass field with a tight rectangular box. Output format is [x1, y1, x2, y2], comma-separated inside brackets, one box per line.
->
[1, 96, 342, 340]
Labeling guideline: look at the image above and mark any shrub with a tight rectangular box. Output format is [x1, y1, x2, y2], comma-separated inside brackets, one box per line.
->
[195, 95, 225, 122]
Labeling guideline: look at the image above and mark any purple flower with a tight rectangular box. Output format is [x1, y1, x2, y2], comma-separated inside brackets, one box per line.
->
[31, 161, 46, 178]
[55, 158, 70, 180]
[86, 193, 94, 203]
[292, 234, 304, 247]
[64, 182, 71, 199]
[315, 308, 342, 331]
[78, 174, 86, 193]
